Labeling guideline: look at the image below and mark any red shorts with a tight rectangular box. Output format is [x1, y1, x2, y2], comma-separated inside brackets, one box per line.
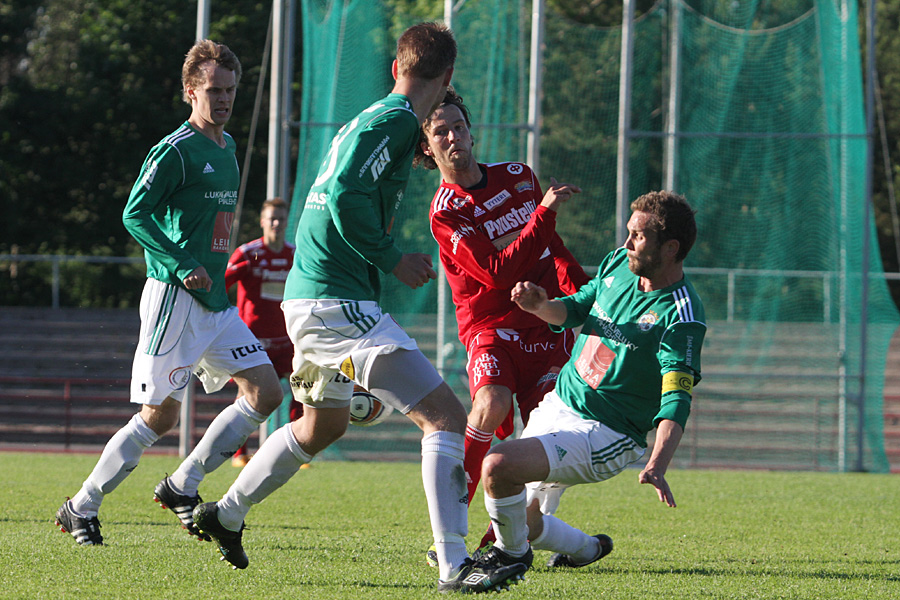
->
[259, 336, 294, 379]
[466, 327, 574, 439]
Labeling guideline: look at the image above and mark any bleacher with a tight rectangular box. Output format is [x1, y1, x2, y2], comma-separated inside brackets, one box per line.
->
[1, 307, 898, 471]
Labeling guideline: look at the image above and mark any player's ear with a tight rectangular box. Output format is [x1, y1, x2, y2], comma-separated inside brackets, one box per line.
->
[663, 238, 680, 260]
[391, 59, 399, 81]
[420, 141, 433, 157]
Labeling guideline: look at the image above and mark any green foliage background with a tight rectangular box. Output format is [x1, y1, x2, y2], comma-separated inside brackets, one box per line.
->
[2, 0, 900, 308]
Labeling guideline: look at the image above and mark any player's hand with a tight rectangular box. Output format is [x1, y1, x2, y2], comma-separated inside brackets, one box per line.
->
[511, 281, 548, 313]
[638, 466, 676, 508]
[183, 266, 213, 292]
[540, 177, 582, 212]
[392, 253, 438, 289]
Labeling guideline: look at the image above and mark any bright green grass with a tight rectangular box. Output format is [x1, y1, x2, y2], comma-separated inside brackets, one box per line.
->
[1, 452, 898, 599]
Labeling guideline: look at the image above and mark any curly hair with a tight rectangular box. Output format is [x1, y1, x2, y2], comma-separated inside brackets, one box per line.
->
[630, 191, 697, 261]
[414, 87, 470, 170]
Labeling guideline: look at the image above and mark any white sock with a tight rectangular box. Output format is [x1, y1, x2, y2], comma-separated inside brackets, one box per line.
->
[530, 513, 597, 562]
[169, 396, 266, 495]
[484, 489, 529, 558]
[70, 413, 158, 517]
[216, 423, 311, 532]
[421, 431, 469, 581]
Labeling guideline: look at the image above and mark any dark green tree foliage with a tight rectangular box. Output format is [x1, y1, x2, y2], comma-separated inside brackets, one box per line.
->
[0, 0, 274, 306]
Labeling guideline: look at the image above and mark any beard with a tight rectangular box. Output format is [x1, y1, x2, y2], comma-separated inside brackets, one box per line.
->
[628, 250, 663, 278]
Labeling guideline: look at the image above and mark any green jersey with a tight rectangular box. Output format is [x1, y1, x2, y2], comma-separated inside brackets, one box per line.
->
[552, 247, 707, 447]
[123, 122, 239, 311]
[285, 94, 416, 302]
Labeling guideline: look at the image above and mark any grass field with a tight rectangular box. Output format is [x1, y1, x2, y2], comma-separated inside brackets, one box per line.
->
[1, 452, 898, 599]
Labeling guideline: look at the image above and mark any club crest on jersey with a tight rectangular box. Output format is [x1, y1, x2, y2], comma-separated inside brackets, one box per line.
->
[507, 163, 524, 175]
[484, 190, 511, 211]
[638, 310, 659, 331]
[515, 180, 533, 193]
[451, 194, 472, 209]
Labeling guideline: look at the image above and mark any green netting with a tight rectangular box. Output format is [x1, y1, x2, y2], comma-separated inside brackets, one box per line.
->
[290, 0, 898, 471]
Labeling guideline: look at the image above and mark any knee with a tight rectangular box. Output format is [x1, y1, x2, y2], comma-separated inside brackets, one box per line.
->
[412, 384, 467, 434]
[140, 404, 179, 436]
[292, 413, 347, 455]
[469, 386, 513, 430]
[247, 376, 284, 415]
[481, 451, 510, 489]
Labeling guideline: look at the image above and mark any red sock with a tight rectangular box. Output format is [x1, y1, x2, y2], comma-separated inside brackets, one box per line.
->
[464, 425, 493, 504]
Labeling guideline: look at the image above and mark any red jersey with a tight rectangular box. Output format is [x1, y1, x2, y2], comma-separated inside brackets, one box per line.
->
[225, 238, 295, 340]
[429, 162, 589, 348]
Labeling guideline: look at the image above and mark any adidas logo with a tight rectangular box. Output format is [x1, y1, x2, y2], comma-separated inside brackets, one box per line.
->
[203, 163, 215, 174]
[604, 276, 615, 288]
[555, 445, 568, 460]
[473, 206, 485, 217]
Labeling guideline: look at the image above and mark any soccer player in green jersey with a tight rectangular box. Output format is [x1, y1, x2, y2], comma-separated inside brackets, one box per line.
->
[192, 23, 528, 593]
[477, 191, 706, 573]
[55, 40, 283, 547]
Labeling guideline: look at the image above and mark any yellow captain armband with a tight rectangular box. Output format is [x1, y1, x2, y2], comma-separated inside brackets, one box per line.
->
[662, 371, 694, 395]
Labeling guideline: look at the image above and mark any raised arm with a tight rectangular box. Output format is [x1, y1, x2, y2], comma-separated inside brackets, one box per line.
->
[510, 281, 568, 326]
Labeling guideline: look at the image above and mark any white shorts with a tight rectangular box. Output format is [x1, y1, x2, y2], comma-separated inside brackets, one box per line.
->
[130, 279, 272, 405]
[282, 298, 440, 412]
[523, 391, 645, 515]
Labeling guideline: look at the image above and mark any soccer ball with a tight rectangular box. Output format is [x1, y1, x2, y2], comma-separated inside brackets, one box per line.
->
[349, 390, 394, 426]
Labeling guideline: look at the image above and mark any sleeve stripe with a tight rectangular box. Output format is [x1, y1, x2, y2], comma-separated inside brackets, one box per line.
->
[672, 286, 694, 322]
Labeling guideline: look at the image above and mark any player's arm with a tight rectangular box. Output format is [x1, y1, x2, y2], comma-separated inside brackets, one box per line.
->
[638, 418, 683, 507]
[641, 319, 707, 507]
[122, 145, 202, 282]
[510, 281, 568, 326]
[225, 246, 250, 290]
[430, 203, 558, 290]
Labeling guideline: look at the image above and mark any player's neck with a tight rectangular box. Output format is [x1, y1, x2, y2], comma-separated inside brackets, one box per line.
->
[639, 264, 684, 292]
[440, 162, 482, 188]
[264, 235, 285, 253]
[188, 115, 227, 147]
[392, 78, 445, 125]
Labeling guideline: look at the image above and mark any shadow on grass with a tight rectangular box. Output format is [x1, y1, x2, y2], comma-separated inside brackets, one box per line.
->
[588, 562, 900, 582]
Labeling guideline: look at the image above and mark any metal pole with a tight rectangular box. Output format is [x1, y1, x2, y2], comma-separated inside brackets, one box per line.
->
[836, 0, 851, 472]
[616, 0, 636, 243]
[196, 0, 211, 41]
[526, 0, 544, 176]
[268, 0, 285, 199]
[279, 0, 296, 201]
[437, 0, 455, 377]
[664, 0, 682, 191]
[855, 0, 877, 472]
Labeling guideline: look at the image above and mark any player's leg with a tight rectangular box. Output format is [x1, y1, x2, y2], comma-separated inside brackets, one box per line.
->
[484, 391, 640, 567]
[154, 309, 282, 537]
[360, 348, 467, 583]
[166, 363, 281, 496]
[194, 379, 349, 569]
[62, 399, 179, 523]
[58, 280, 195, 544]
[465, 384, 513, 500]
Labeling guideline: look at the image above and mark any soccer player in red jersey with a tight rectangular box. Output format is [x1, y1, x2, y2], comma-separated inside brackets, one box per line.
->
[416, 88, 589, 551]
[225, 197, 303, 466]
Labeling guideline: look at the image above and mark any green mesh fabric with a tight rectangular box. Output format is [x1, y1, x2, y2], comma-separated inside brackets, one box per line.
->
[290, 0, 897, 471]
